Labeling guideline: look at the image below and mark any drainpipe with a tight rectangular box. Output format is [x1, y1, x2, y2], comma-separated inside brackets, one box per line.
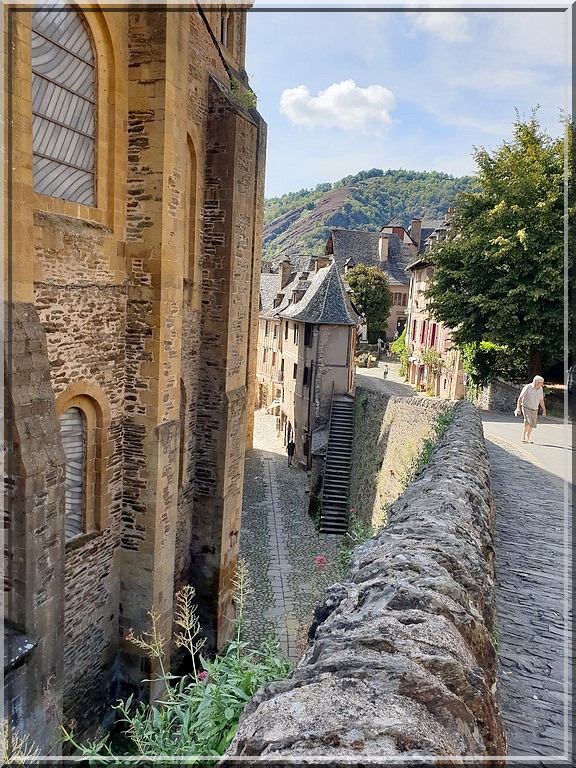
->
[306, 360, 314, 471]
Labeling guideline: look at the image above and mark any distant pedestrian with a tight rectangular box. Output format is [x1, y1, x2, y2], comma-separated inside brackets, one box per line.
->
[377, 337, 384, 358]
[382, 364, 388, 380]
[514, 375, 546, 443]
[286, 439, 296, 465]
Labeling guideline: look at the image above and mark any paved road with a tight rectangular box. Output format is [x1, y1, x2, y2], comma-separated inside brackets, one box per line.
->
[240, 362, 573, 762]
[481, 412, 572, 764]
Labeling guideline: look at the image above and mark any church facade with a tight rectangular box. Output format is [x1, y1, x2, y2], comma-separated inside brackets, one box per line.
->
[4, 3, 265, 751]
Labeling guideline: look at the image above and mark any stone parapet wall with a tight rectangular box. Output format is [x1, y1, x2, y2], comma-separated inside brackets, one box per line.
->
[223, 400, 506, 763]
[350, 388, 449, 528]
[473, 378, 519, 413]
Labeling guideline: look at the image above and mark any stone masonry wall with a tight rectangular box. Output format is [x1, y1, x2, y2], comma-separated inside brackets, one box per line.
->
[32, 210, 126, 732]
[473, 378, 519, 413]
[350, 388, 450, 529]
[7, 4, 265, 747]
[3, 302, 65, 752]
[224, 400, 506, 763]
[189, 78, 264, 651]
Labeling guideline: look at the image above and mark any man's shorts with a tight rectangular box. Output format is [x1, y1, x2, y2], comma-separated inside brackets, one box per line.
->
[522, 406, 538, 428]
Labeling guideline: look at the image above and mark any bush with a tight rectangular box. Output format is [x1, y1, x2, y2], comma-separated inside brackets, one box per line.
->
[63, 562, 292, 763]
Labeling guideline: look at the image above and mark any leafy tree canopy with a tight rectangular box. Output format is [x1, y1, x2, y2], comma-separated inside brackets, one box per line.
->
[426, 110, 571, 378]
[343, 264, 392, 343]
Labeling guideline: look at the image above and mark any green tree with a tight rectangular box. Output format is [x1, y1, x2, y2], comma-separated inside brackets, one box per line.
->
[343, 264, 392, 343]
[390, 327, 409, 377]
[426, 111, 569, 379]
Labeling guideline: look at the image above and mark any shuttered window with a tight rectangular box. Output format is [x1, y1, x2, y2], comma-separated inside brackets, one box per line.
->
[31, 9, 96, 205]
[60, 407, 86, 540]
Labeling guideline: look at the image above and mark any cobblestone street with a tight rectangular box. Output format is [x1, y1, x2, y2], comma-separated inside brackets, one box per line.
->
[239, 408, 342, 660]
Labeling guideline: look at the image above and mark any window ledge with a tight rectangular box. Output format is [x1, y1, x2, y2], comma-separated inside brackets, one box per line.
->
[65, 530, 100, 553]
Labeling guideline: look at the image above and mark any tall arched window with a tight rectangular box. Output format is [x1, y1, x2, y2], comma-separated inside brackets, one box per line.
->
[59, 407, 86, 541]
[31, 9, 96, 205]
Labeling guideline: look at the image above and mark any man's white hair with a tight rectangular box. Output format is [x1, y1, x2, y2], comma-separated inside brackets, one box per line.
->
[533, 375, 544, 384]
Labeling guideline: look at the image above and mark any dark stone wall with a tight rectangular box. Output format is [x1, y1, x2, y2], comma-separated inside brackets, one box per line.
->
[223, 400, 506, 763]
[189, 78, 265, 651]
[3, 302, 65, 752]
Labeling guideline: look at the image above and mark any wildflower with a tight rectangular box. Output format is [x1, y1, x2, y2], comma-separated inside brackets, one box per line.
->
[314, 555, 327, 566]
[349, 507, 356, 514]
[198, 670, 208, 681]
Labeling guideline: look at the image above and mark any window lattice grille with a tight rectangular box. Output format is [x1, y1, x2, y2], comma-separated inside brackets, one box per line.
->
[31, 9, 96, 205]
[59, 407, 86, 540]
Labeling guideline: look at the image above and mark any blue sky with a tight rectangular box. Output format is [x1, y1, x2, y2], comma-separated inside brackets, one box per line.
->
[244, 1, 571, 199]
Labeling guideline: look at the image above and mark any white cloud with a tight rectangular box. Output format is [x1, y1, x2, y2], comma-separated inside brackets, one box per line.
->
[279, 79, 396, 135]
[409, 11, 471, 42]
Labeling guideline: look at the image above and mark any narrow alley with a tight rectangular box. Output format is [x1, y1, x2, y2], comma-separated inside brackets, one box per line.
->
[240, 358, 572, 761]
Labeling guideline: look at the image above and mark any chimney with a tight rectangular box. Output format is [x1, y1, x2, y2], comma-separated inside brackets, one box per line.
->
[378, 233, 389, 262]
[410, 218, 422, 248]
[315, 256, 332, 272]
[278, 259, 292, 290]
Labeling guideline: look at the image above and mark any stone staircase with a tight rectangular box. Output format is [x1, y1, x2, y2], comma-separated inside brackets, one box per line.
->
[319, 395, 354, 535]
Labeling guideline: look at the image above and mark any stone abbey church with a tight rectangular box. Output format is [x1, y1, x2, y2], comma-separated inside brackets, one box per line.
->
[4, 4, 266, 752]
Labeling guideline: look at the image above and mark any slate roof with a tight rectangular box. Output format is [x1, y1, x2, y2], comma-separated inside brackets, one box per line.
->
[260, 273, 280, 314]
[280, 261, 361, 326]
[270, 253, 316, 273]
[327, 229, 412, 286]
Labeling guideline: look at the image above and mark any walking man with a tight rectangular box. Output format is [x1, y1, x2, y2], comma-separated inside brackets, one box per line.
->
[286, 439, 296, 465]
[514, 375, 546, 443]
[382, 364, 388, 380]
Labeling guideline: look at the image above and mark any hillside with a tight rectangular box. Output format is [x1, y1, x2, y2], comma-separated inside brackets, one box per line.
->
[263, 168, 478, 262]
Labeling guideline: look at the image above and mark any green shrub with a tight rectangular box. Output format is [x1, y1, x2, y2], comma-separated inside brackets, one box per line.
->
[63, 562, 292, 763]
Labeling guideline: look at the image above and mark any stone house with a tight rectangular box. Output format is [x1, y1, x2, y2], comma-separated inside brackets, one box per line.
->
[256, 258, 360, 468]
[4, 3, 265, 752]
[324, 218, 442, 341]
[405, 214, 466, 399]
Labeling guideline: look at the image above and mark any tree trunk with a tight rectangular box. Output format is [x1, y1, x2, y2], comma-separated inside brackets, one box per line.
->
[527, 346, 542, 379]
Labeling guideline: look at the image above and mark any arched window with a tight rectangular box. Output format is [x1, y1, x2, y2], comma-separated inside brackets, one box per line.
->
[56, 387, 109, 543]
[59, 407, 86, 540]
[31, 9, 96, 205]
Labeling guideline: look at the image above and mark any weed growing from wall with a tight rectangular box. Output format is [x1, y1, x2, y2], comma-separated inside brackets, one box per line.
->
[2, 720, 40, 765]
[62, 561, 292, 762]
[401, 407, 453, 487]
[229, 77, 257, 112]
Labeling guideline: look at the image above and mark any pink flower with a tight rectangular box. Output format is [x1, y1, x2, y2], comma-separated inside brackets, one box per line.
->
[349, 507, 356, 514]
[198, 671, 208, 681]
[314, 555, 327, 565]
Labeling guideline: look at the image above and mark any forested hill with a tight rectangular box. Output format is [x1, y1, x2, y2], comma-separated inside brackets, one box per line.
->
[263, 168, 478, 263]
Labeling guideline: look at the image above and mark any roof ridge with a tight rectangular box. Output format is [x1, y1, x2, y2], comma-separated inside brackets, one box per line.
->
[317, 263, 334, 321]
